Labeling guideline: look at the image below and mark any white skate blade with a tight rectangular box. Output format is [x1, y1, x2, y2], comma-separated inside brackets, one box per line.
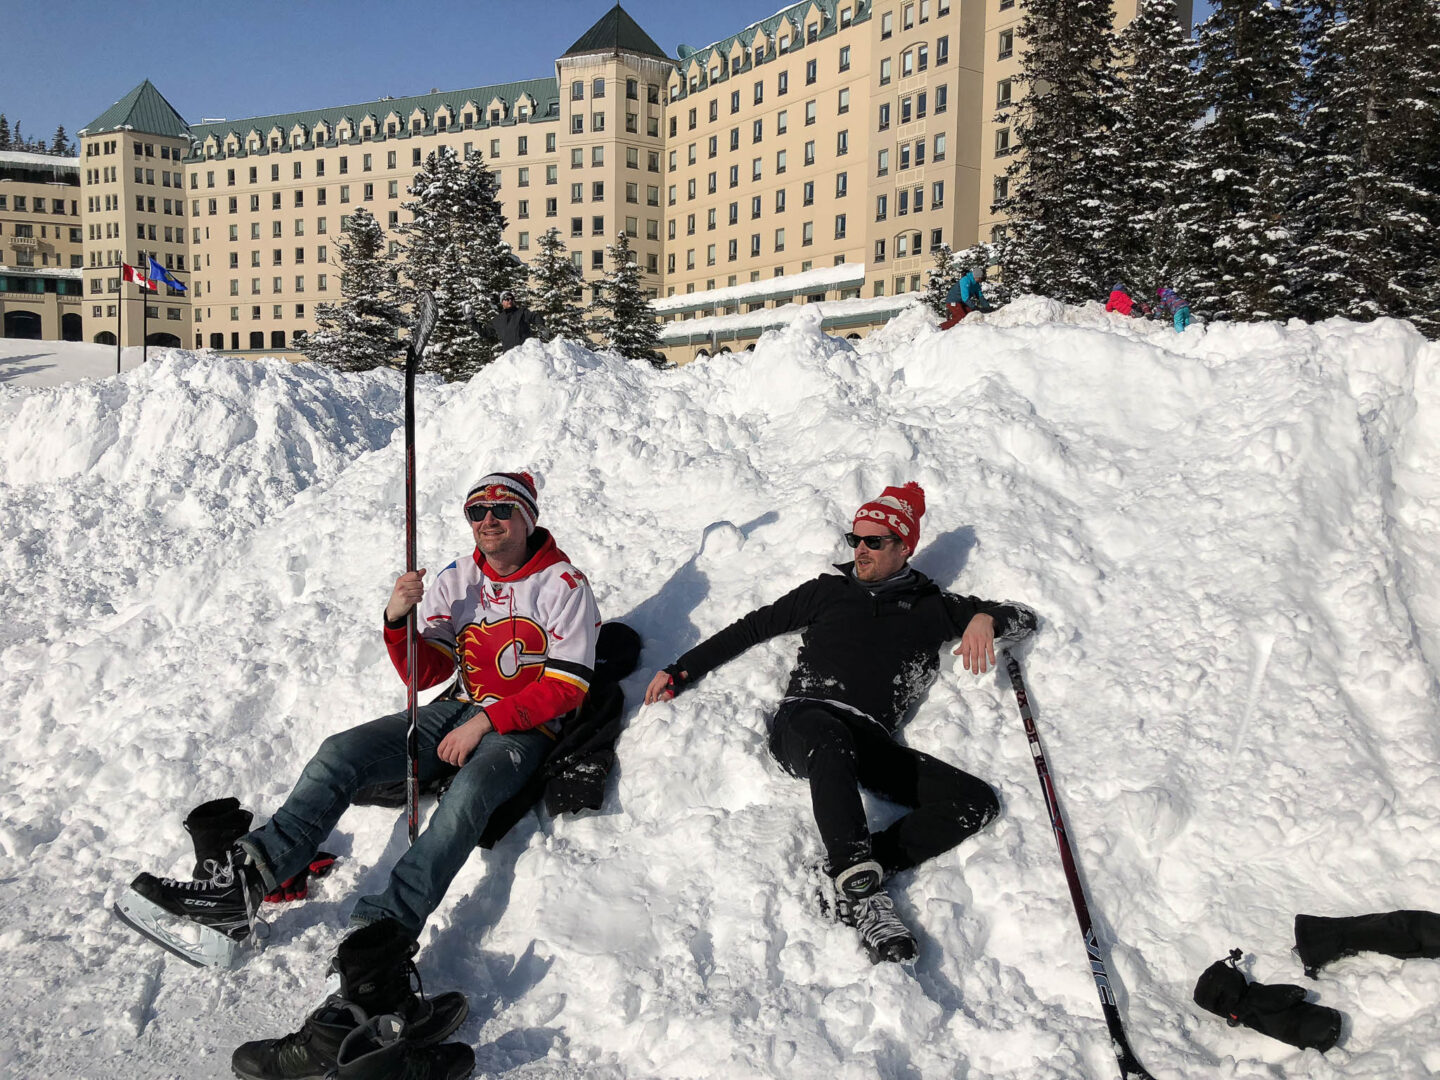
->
[113, 889, 242, 969]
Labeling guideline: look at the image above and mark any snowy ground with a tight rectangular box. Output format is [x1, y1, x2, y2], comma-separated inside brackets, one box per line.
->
[0, 338, 156, 388]
[1, 300, 1438, 1079]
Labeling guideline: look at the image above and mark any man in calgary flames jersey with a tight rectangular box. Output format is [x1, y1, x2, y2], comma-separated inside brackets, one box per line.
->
[122, 470, 600, 943]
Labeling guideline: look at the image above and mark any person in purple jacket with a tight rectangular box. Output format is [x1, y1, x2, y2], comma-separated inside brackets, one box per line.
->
[1155, 285, 1193, 332]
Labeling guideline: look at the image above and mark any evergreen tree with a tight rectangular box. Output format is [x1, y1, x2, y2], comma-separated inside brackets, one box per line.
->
[1292, 0, 1440, 336]
[0, 115, 10, 151]
[398, 146, 523, 380]
[1191, 0, 1308, 321]
[998, 0, 1123, 303]
[528, 227, 590, 343]
[303, 208, 407, 372]
[589, 232, 663, 365]
[1106, 0, 1204, 297]
[51, 126, 71, 156]
[923, 244, 960, 317]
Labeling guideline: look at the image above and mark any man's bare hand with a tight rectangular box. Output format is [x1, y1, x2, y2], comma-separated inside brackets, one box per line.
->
[953, 613, 997, 674]
[644, 669, 686, 705]
[385, 568, 426, 623]
[437, 711, 492, 767]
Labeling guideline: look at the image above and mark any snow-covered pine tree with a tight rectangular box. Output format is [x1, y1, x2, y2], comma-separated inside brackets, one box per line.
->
[999, 0, 1122, 304]
[1191, 0, 1308, 322]
[589, 232, 663, 366]
[303, 208, 406, 371]
[529, 227, 590, 344]
[1107, 0, 1204, 298]
[51, 126, 71, 156]
[1292, 0, 1440, 336]
[0, 115, 10, 151]
[398, 147, 523, 380]
[923, 244, 960, 317]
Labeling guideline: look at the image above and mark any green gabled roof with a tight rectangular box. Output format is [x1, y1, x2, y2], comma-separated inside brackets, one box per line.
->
[80, 79, 192, 139]
[674, 0, 868, 86]
[563, 4, 671, 61]
[183, 77, 562, 159]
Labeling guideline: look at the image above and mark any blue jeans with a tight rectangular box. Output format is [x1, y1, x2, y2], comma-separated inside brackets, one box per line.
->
[238, 700, 550, 935]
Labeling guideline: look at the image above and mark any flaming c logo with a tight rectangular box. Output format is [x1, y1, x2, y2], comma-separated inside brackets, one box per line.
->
[457, 617, 549, 700]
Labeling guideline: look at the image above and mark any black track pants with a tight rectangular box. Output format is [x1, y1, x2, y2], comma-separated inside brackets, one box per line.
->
[768, 698, 1000, 876]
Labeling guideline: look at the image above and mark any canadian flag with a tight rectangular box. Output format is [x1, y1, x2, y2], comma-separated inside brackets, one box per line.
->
[121, 262, 154, 291]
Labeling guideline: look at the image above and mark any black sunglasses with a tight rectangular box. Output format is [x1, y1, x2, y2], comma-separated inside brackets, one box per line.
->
[466, 502, 516, 522]
[844, 532, 898, 550]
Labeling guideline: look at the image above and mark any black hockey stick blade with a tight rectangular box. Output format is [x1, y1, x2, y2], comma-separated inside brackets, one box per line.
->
[411, 289, 438, 361]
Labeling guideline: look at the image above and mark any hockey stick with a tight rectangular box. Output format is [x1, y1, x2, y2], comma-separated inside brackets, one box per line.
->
[1004, 653, 1156, 1080]
[404, 291, 438, 846]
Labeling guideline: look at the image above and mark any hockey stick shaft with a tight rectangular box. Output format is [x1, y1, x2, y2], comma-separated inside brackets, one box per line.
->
[404, 339, 419, 846]
[1005, 653, 1155, 1080]
[402, 292, 438, 847]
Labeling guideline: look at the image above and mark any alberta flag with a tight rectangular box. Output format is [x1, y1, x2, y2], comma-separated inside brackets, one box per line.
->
[147, 256, 187, 293]
[120, 262, 153, 291]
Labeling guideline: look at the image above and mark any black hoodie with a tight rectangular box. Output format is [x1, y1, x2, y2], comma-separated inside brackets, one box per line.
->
[673, 564, 1032, 732]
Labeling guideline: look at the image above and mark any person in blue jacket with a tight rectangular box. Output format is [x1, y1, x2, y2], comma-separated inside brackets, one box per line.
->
[941, 266, 993, 328]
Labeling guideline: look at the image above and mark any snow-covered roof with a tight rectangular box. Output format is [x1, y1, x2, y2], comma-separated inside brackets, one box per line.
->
[659, 291, 919, 343]
[652, 262, 867, 314]
[0, 150, 81, 171]
[0, 266, 84, 279]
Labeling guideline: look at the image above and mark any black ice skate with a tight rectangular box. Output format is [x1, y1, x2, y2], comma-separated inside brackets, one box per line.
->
[113, 846, 264, 968]
[831, 860, 918, 965]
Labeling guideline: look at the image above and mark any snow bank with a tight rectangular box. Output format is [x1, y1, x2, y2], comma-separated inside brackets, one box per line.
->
[2, 303, 1438, 1079]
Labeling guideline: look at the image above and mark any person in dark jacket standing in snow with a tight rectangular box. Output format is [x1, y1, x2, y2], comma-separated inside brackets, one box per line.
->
[491, 290, 542, 351]
[644, 483, 1035, 964]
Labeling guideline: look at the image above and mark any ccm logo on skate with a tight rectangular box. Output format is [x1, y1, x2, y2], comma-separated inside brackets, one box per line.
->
[183, 899, 220, 908]
[855, 508, 910, 536]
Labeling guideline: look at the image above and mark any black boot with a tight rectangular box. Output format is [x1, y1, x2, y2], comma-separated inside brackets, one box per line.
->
[333, 1014, 473, 1080]
[333, 919, 468, 1046]
[183, 797, 253, 879]
[1194, 948, 1341, 1053]
[231, 998, 366, 1080]
[1295, 910, 1440, 977]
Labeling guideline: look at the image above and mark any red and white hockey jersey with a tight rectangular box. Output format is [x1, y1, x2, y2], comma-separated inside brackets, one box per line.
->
[384, 528, 601, 734]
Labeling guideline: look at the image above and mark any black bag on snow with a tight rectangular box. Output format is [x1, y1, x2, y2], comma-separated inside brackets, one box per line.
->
[1294, 910, 1440, 978]
[353, 621, 642, 840]
[1193, 948, 1341, 1053]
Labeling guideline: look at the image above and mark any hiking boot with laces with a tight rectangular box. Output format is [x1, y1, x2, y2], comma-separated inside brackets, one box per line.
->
[331, 919, 468, 1045]
[333, 1013, 474, 1080]
[832, 860, 918, 964]
[231, 997, 366, 1080]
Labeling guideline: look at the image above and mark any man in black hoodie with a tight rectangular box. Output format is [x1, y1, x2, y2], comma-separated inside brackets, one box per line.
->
[490, 289, 542, 352]
[645, 483, 1035, 964]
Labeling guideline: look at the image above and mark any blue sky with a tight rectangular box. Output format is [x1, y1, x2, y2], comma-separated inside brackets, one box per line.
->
[6, 0, 1215, 148]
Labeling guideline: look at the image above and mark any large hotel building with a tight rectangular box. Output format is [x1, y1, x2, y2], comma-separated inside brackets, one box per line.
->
[2, 0, 1185, 364]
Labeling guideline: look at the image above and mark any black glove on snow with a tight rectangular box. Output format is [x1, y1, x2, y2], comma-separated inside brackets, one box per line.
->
[1295, 910, 1440, 978]
[1193, 949, 1341, 1053]
[660, 663, 691, 699]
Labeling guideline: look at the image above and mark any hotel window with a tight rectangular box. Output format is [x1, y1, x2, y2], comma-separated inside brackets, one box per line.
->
[834, 214, 846, 239]
[802, 180, 814, 205]
[730, 128, 740, 151]
[835, 172, 848, 197]
[996, 128, 1012, 156]
[804, 140, 815, 166]
[774, 228, 785, 252]
[918, 44, 929, 71]
[729, 165, 740, 187]
[626, 182, 639, 203]
[754, 81, 764, 105]
[934, 132, 947, 161]
[838, 88, 850, 114]
[708, 171, 718, 193]
[876, 194, 888, 221]
[837, 130, 849, 156]
[571, 80, 584, 101]
[593, 147, 605, 166]
[751, 234, 761, 257]
[363, 153, 372, 171]
[779, 71, 789, 95]
[902, 97, 913, 124]
[776, 149, 788, 174]
[880, 58, 892, 86]
[915, 139, 926, 166]
[593, 215, 605, 235]
[688, 107, 697, 130]
[751, 195, 762, 219]
[572, 115, 584, 134]
[936, 84, 949, 113]
[920, 0, 931, 21]
[728, 239, 738, 261]
[592, 182, 605, 200]
[839, 46, 851, 72]
[902, 50, 915, 77]
[936, 36, 949, 64]
[881, 11, 893, 37]
[903, 3, 915, 30]
[753, 118, 764, 142]
[593, 77, 605, 98]
[900, 144, 911, 169]
[592, 112, 605, 131]
[573, 183, 585, 204]
[878, 103, 891, 131]
[547, 164, 559, 184]
[753, 158, 763, 181]
[709, 99, 719, 122]
[932, 180, 945, 208]
[805, 100, 817, 125]
[998, 29, 1014, 60]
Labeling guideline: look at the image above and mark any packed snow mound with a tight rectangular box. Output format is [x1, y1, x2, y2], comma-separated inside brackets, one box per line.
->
[2, 308, 1439, 1080]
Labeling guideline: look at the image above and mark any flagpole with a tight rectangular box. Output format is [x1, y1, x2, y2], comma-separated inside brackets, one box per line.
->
[115, 273, 123, 376]
[142, 288, 149, 365]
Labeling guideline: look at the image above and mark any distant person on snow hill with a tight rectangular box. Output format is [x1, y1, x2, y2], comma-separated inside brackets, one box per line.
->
[118, 470, 600, 1079]
[1106, 282, 1148, 317]
[643, 482, 1036, 965]
[1156, 285, 1193, 332]
[491, 289, 542, 351]
[940, 266, 994, 329]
